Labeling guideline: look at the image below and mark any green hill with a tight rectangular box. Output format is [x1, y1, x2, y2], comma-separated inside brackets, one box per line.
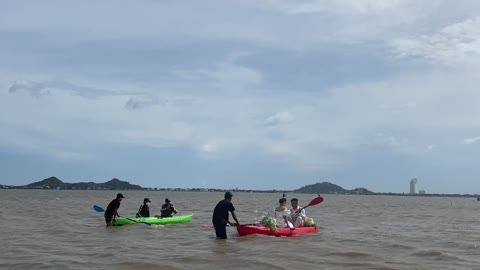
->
[99, 178, 142, 190]
[24, 176, 143, 190]
[350, 187, 375, 195]
[294, 182, 374, 195]
[27, 176, 66, 189]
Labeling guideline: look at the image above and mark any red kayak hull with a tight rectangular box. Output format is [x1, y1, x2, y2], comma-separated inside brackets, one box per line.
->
[237, 225, 319, 237]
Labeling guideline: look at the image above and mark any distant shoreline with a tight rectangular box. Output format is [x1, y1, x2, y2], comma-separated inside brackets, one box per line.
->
[2, 176, 478, 198]
[1, 186, 478, 198]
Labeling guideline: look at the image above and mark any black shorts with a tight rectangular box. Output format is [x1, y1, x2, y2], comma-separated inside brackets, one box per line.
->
[105, 215, 114, 224]
[213, 223, 227, 239]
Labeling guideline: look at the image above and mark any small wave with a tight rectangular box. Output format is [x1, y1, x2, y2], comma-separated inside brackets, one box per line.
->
[389, 243, 416, 251]
[326, 261, 400, 270]
[327, 251, 371, 259]
[111, 261, 183, 270]
[413, 250, 443, 257]
[411, 250, 464, 262]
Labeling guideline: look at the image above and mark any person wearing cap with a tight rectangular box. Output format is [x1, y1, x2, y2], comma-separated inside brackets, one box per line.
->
[160, 198, 177, 218]
[212, 191, 240, 239]
[136, 198, 151, 218]
[104, 193, 124, 227]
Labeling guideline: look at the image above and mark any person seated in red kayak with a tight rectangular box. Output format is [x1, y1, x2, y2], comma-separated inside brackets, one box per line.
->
[289, 198, 306, 228]
[160, 198, 177, 218]
[136, 198, 151, 217]
[274, 198, 293, 229]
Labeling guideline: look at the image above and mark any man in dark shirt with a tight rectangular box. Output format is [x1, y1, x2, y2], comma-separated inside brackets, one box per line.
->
[212, 191, 240, 239]
[160, 198, 177, 218]
[105, 193, 124, 227]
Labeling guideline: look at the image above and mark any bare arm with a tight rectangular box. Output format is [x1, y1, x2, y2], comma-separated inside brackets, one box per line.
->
[230, 211, 240, 226]
[283, 216, 290, 226]
[114, 207, 119, 219]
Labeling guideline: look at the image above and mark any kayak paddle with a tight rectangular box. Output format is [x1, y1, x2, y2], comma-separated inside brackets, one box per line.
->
[305, 196, 324, 208]
[295, 196, 324, 213]
[92, 205, 151, 226]
[123, 217, 152, 226]
[93, 205, 105, 212]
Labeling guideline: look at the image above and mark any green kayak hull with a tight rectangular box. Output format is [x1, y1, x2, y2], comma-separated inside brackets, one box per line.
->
[113, 214, 193, 226]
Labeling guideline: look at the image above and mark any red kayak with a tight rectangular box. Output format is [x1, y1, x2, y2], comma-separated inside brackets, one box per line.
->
[237, 224, 319, 237]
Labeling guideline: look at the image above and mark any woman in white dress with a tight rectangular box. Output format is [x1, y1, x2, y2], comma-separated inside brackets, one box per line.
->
[274, 198, 293, 228]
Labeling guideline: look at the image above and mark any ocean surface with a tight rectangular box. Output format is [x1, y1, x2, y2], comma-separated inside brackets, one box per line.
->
[1, 190, 480, 269]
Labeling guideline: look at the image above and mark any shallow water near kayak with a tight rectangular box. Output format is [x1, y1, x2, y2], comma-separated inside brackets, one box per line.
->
[1, 190, 480, 269]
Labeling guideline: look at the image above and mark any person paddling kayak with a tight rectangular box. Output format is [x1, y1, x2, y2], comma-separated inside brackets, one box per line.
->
[160, 198, 177, 218]
[212, 191, 240, 239]
[289, 198, 306, 228]
[136, 198, 151, 218]
[105, 193, 124, 227]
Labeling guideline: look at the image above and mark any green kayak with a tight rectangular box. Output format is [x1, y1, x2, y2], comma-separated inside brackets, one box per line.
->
[113, 214, 193, 226]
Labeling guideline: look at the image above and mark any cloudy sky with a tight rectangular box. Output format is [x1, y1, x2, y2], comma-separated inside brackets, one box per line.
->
[1, 0, 480, 193]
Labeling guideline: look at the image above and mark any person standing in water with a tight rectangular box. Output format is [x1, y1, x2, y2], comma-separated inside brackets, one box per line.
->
[212, 191, 240, 239]
[104, 193, 124, 227]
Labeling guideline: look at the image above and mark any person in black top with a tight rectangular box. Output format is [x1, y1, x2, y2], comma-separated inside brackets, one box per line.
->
[212, 191, 240, 239]
[160, 198, 177, 218]
[105, 193, 124, 227]
[136, 198, 151, 218]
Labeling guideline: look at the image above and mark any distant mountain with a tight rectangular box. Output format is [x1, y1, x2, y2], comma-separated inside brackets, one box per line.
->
[294, 182, 374, 195]
[99, 178, 142, 190]
[349, 188, 375, 195]
[23, 176, 143, 190]
[27, 176, 66, 188]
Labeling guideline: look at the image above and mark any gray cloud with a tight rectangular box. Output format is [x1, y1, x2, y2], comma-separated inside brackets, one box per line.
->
[264, 111, 294, 126]
[8, 80, 50, 97]
[2, 1, 480, 192]
[125, 95, 160, 110]
[7, 79, 126, 99]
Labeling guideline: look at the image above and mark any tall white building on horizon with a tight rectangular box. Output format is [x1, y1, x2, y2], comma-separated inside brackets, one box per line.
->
[410, 178, 417, 194]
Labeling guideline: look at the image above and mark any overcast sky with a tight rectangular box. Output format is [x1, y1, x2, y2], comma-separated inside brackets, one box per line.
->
[1, 0, 480, 193]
